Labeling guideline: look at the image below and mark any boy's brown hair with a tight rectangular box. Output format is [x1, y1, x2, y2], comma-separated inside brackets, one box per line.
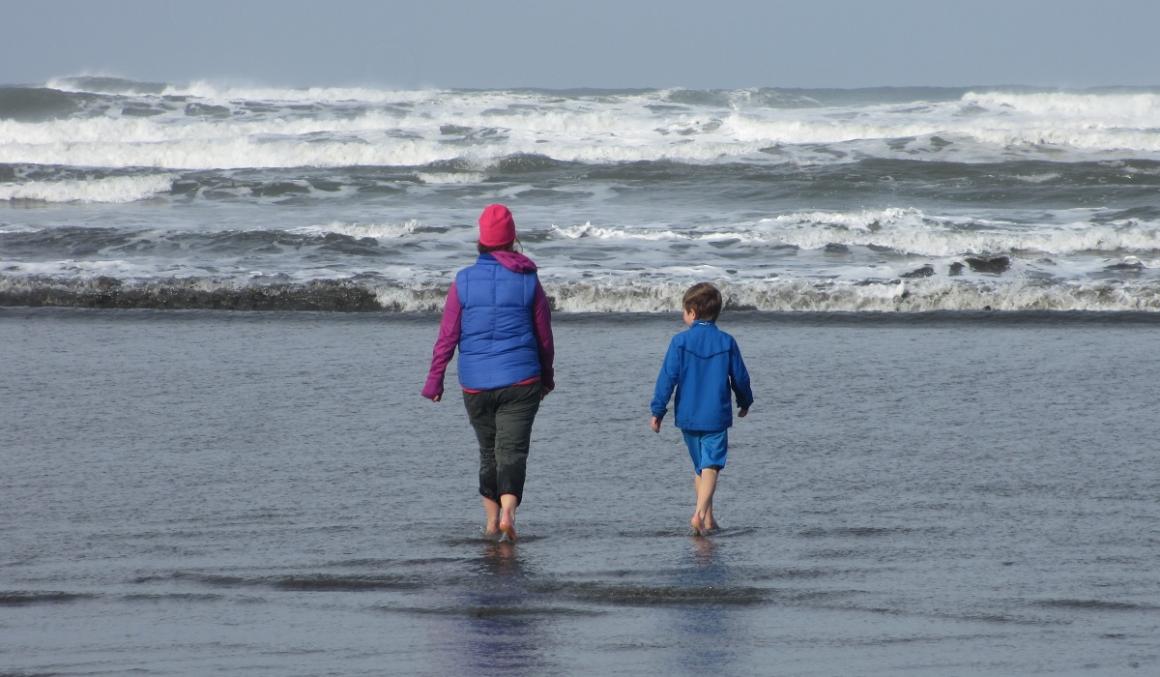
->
[683, 282, 722, 321]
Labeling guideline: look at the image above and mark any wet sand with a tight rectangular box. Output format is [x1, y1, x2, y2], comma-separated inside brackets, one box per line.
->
[2, 308, 1158, 676]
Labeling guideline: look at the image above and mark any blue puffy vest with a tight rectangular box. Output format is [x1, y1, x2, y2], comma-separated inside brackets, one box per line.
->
[456, 254, 541, 390]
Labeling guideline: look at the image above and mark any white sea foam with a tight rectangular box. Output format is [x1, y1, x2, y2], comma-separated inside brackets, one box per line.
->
[538, 276, 1160, 313]
[0, 113, 465, 169]
[539, 208, 1160, 258]
[7, 86, 1160, 170]
[415, 172, 487, 185]
[290, 221, 424, 239]
[1013, 173, 1062, 184]
[0, 175, 174, 203]
[963, 91, 1160, 121]
[163, 82, 412, 104]
[45, 77, 450, 105]
[551, 223, 685, 241]
[756, 209, 1160, 257]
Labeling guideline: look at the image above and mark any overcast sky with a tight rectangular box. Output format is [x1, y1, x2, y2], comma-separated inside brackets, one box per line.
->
[3, 0, 1159, 90]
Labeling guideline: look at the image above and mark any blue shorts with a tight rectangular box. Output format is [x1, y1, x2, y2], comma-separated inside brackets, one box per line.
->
[682, 429, 728, 475]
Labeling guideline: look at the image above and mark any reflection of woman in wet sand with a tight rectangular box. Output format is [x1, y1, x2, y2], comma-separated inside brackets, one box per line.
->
[422, 204, 555, 541]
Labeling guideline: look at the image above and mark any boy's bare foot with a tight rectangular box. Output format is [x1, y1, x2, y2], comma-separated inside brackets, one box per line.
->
[690, 513, 705, 536]
[482, 524, 500, 540]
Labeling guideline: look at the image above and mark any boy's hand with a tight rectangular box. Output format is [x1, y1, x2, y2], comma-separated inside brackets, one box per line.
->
[649, 416, 661, 433]
[738, 407, 748, 417]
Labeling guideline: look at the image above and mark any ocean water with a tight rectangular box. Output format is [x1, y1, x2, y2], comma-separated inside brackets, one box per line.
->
[2, 309, 1159, 676]
[3, 77, 1160, 674]
[3, 78, 1160, 312]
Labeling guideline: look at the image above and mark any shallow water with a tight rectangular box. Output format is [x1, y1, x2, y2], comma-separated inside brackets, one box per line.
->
[2, 309, 1159, 675]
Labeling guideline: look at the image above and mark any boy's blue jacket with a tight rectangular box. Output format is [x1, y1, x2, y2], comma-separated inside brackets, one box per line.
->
[650, 320, 754, 432]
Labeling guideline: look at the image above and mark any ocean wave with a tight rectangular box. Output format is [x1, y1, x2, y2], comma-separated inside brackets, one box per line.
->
[46, 76, 443, 104]
[759, 209, 1160, 257]
[6, 84, 1160, 170]
[0, 113, 460, 169]
[289, 221, 432, 240]
[415, 171, 488, 184]
[963, 90, 1160, 121]
[0, 225, 415, 269]
[551, 223, 686, 241]
[161, 81, 449, 106]
[47, 76, 167, 96]
[4, 274, 1160, 313]
[1012, 172, 1062, 184]
[544, 209, 1160, 258]
[7, 216, 1156, 282]
[0, 275, 389, 311]
[0, 86, 85, 121]
[0, 174, 174, 203]
[0, 125, 1119, 171]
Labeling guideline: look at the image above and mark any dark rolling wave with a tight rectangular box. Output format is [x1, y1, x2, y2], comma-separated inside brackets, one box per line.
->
[5, 157, 1159, 211]
[51, 76, 169, 95]
[0, 590, 97, 606]
[0, 86, 91, 121]
[0, 226, 408, 259]
[6, 272, 1160, 313]
[0, 275, 389, 312]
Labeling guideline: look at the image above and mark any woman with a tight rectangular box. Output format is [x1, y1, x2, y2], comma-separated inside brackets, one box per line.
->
[421, 204, 554, 542]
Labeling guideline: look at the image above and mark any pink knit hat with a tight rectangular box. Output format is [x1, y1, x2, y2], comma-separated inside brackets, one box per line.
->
[478, 203, 516, 247]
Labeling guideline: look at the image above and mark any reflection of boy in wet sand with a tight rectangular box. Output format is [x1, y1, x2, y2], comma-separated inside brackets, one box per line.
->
[649, 283, 754, 536]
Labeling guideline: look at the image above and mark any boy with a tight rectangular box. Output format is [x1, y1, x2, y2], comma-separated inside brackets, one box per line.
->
[650, 282, 754, 536]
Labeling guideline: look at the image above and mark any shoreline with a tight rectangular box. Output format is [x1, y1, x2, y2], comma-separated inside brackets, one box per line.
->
[4, 304, 1160, 326]
[5, 272, 1160, 315]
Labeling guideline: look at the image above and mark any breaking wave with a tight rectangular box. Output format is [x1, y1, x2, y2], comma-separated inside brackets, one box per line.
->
[4, 274, 1160, 313]
[4, 82, 1160, 171]
[0, 174, 174, 203]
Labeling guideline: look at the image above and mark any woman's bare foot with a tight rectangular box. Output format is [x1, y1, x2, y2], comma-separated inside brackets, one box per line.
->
[690, 512, 705, 536]
[498, 516, 517, 542]
[498, 494, 518, 542]
[481, 497, 501, 539]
